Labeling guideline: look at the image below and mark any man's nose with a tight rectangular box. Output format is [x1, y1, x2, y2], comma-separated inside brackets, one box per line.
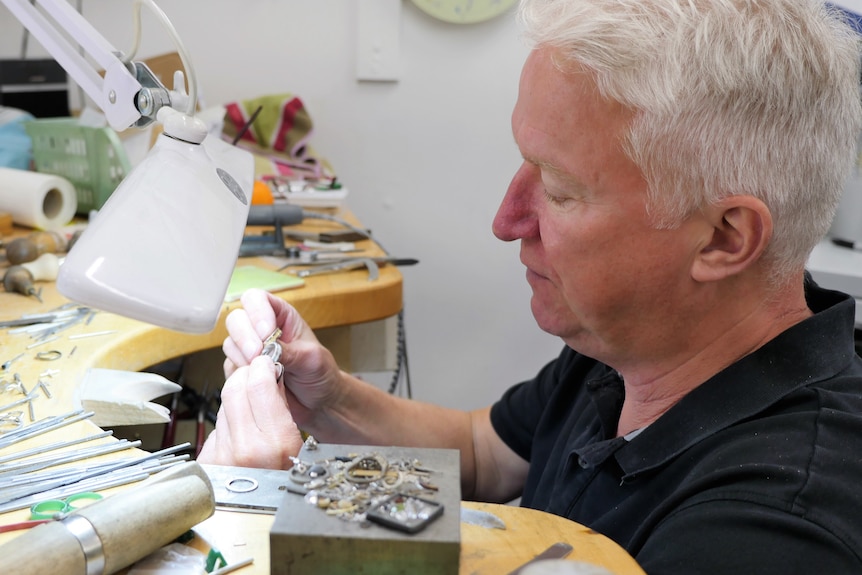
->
[493, 162, 538, 242]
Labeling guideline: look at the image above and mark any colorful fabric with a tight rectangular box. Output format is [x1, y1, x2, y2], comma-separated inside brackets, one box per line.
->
[222, 94, 333, 179]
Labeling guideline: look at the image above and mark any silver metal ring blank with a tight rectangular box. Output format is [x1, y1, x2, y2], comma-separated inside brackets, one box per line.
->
[225, 477, 259, 493]
[62, 514, 105, 575]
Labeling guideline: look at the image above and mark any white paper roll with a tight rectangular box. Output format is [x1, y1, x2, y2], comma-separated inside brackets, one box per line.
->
[0, 167, 77, 230]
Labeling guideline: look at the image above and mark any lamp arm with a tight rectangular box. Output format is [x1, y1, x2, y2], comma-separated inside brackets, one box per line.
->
[123, 0, 197, 117]
[1, 0, 172, 131]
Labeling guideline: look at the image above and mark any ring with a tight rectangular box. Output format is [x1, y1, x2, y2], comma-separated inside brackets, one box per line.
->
[225, 477, 259, 493]
[30, 499, 67, 520]
[29, 492, 103, 520]
[35, 350, 62, 361]
[65, 492, 103, 510]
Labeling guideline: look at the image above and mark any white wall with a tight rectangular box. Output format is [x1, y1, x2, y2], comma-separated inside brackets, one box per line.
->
[0, 0, 562, 409]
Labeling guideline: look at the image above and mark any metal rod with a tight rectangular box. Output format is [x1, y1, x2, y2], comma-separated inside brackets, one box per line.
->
[26, 336, 59, 349]
[68, 330, 117, 340]
[0, 410, 93, 449]
[0, 432, 111, 465]
[0, 443, 191, 506]
[0, 439, 140, 477]
[0, 469, 149, 514]
[0, 455, 171, 491]
[0, 453, 190, 512]
[0, 393, 38, 414]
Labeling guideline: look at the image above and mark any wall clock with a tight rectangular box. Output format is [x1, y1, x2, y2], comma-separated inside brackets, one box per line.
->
[410, 0, 518, 24]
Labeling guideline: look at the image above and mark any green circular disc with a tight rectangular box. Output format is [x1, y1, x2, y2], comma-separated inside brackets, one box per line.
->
[410, 0, 518, 24]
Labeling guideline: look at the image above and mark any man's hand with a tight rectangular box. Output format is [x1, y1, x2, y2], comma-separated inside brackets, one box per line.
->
[198, 356, 304, 468]
[200, 288, 525, 499]
[199, 288, 346, 467]
[220, 289, 344, 431]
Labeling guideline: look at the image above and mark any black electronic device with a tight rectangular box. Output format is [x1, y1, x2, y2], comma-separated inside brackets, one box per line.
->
[0, 59, 70, 118]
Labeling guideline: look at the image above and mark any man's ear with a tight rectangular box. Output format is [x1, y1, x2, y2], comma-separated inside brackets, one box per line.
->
[691, 196, 773, 283]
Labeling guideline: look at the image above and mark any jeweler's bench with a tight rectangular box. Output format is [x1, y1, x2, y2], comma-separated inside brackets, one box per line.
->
[0, 213, 644, 574]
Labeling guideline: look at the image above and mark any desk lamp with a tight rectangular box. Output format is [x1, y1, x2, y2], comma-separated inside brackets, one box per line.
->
[2, 0, 253, 333]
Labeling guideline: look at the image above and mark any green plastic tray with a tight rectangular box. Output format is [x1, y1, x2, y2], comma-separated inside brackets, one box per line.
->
[24, 117, 131, 214]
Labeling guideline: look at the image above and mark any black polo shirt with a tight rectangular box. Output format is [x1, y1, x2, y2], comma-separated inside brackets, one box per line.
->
[491, 283, 862, 574]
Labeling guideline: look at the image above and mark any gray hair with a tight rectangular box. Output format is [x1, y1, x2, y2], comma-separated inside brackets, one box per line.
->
[518, 0, 862, 281]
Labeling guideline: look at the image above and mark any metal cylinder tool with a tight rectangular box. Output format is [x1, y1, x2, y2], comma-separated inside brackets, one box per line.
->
[0, 461, 215, 575]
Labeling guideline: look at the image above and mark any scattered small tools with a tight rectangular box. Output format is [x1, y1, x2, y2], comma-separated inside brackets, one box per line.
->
[3, 265, 41, 302]
[4, 231, 67, 265]
[2, 253, 61, 302]
[19, 253, 60, 281]
[286, 256, 419, 281]
[0, 305, 91, 330]
[240, 204, 305, 257]
[0, 353, 24, 372]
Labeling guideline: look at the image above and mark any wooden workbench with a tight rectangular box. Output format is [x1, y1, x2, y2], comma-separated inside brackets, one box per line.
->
[0, 214, 644, 575]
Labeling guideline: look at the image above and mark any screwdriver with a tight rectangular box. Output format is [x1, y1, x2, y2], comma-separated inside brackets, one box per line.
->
[5, 231, 68, 266]
[3, 266, 41, 302]
[2, 253, 61, 302]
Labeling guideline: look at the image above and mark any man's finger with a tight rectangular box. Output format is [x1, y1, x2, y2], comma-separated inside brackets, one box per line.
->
[240, 289, 281, 342]
[245, 357, 290, 429]
[222, 336, 249, 371]
[225, 308, 264, 362]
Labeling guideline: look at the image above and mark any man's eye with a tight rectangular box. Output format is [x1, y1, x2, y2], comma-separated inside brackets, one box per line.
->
[542, 190, 570, 206]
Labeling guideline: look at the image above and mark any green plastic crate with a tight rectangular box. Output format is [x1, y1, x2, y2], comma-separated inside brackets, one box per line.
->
[24, 117, 131, 214]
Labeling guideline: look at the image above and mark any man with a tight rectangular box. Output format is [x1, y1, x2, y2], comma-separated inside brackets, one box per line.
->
[200, 0, 862, 572]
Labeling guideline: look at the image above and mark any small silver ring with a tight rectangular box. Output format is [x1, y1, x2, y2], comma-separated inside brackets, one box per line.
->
[225, 477, 259, 493]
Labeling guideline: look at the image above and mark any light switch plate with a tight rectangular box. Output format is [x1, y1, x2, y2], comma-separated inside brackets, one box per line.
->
[357, 0, 401, 82]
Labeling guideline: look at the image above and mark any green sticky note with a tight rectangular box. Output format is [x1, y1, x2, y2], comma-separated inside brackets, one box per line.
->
[225, 266, 304, 302]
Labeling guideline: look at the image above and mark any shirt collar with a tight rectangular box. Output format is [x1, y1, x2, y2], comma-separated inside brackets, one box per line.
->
[610, 283, 858, 478]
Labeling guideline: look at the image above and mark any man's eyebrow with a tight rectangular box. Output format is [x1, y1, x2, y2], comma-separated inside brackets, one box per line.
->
[523, 154, 581, 185]
[522, 154, 564, 175]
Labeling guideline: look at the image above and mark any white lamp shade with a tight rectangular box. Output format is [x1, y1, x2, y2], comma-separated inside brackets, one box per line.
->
[57, 133, 253, 333]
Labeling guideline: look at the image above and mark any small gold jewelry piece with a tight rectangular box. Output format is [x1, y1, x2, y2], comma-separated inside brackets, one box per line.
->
[286, 452, 443, 526]
[345, 454, 388, 484]
[261, 328, 284, 381]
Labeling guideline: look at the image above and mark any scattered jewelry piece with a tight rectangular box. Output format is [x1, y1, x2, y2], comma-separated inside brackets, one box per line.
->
[0, 412, 23, 433]
[225, 477, 259, 494]
[303, 435, 319, 451]
[261, 328, 284, 382]
[37, 381, 52, 399]
[286, 452, 441, 528]
[0, 353, 24, 372]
